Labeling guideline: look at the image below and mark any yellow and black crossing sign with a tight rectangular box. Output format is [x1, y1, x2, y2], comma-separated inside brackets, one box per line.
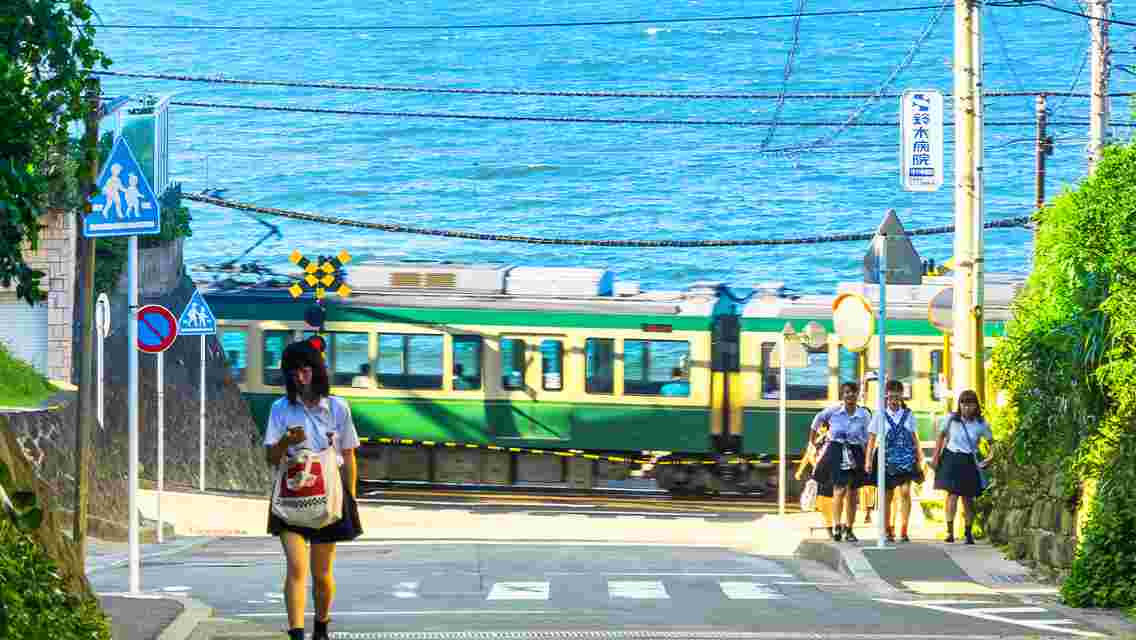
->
[289, 249, 353, 299]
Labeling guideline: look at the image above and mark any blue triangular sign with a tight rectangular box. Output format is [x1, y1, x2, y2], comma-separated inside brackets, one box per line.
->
[179, 290, 217, 336]
[85, 136, 161, 238]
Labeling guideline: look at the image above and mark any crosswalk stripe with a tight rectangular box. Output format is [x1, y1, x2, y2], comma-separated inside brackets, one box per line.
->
[966, 607, 1048, 614]
[487, 582, 551, 600]
[720, 582, 784, 600]
[608, 580, 669, 599]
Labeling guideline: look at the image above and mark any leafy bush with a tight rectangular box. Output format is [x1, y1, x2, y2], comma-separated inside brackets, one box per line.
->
[0, 342, 56, 407]
[989, 143, 1136, 609]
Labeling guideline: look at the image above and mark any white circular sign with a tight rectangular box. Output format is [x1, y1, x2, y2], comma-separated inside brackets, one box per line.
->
[928, 287, 953, 334]
[95, 293, 111, 340]
[832, 293, 874, 352]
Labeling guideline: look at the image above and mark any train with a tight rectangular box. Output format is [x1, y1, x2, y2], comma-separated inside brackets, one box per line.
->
[208, 260, 1021, 494]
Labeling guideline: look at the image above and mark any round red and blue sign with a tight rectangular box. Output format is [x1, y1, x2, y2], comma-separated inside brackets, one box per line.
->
[137, 304, 178, 353]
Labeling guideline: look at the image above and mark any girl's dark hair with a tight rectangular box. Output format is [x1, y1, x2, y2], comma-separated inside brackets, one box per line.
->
[885, 379, 908, 409]
[950, 388, 984, 422]
[840, 381, 859, 395]
[281, 339, 330, 405]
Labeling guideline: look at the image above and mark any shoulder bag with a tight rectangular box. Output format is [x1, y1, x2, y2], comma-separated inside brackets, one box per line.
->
[960, 420, 989, 495]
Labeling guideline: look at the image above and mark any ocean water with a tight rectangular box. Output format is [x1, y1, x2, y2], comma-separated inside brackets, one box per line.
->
[90, 0, 1132, 293]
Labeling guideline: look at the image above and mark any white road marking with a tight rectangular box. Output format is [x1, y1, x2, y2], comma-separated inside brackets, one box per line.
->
[903, 600, 1000, 606]
[529, 511, 708, 518]
[720, 582, 783, 600]
[332, 540, 732, 548]
[966, 606, 1049, 614]
[877, 598, 1105, 637]
[160, 586, 192, 592]
[547, 572, 793, 577]
[392, 581, 419, 599]
[487, 581, 551, 600]
[235, 610, 554, 617]
[608, 580, 669, 599]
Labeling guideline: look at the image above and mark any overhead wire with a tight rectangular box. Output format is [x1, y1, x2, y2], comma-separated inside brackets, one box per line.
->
[760, 0, 808, 150]
[182, 193, 1031, 248]
[93, 4, 957, 31]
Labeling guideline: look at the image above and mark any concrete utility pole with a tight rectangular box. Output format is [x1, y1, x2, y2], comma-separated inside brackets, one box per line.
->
[72, 86, 100, 566]
[1089, 0, 1110, 173]
[952, 0, 985, 403]
[1035, 95, 1051, 214]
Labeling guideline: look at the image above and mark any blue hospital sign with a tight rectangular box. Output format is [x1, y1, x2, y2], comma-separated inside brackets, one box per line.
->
[85, 136, 161, 237]
[900, 90, 944, 192]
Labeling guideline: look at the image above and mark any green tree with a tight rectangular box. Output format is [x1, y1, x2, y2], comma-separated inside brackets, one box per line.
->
[1, 1, 111, 305]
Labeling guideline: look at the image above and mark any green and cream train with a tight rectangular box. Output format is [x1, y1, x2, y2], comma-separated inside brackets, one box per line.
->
[210, 262, 1020, 493]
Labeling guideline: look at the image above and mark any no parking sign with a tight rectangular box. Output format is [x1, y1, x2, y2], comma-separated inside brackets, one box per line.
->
[137, 304, 178, 353]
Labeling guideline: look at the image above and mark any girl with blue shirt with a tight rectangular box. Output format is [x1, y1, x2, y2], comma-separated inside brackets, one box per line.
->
[931, 389, 994, 544]
[810, 381, 872, 542]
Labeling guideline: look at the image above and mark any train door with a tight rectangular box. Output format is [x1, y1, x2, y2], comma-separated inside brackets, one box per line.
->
[487, 333, 572, 443]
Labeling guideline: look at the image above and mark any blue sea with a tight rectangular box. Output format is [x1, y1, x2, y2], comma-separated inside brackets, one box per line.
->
[90, 0, 1131, 293]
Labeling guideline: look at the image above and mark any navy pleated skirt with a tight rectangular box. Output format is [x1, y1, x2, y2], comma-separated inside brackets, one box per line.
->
[813, 441, 870, 489]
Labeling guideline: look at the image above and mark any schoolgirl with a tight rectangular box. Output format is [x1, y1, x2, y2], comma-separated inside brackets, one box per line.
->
[865, 379, 924, 542]
[809, 381, 871, 542]
[931, 388, 994, 544]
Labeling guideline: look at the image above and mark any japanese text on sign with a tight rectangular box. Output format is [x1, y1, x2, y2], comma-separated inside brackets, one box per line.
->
[900, 89, 944, 192]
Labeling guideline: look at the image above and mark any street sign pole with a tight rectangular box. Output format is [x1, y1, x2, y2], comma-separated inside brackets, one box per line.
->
[127, 236, 139, 593]
[779, 330, 787, 517]
[157, 350, 164, 544]
[96, 293, 109, 430]
[876, 234, 889, 550]
[200, 334, 206, 492]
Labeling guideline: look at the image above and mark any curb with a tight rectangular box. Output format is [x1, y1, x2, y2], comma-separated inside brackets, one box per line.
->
[158, 597, 214, 640]
[796, 539, 901, 596]
[87, 536, 217, 575]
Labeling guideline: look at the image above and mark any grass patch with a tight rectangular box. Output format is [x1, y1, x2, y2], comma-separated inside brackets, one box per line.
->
[0, 342, 57, 407]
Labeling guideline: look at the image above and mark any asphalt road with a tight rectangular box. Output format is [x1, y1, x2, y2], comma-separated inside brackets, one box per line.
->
[87, 536, 1101, 639]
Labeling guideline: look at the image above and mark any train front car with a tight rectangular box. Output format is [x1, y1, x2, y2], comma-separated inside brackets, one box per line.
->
[211, 262, 724, 490]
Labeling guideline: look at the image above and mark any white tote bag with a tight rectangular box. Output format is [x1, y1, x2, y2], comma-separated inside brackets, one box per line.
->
[271, 446, 344, 529]
[799, 478, 819, 512]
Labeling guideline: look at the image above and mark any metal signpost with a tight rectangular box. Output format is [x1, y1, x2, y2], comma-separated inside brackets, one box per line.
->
[95, 293, 111, 430]
[178, 290, 218, 493]
[900, 90, 945, 193]
[86, 135, 161, 594]
[875, 236, 889, 549]
[770, 321, 824, 516]
[137, 304, 177, 544]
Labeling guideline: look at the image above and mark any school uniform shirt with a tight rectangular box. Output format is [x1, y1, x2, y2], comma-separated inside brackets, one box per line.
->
[867, 406, 917, 440]
[939, 416, 993, 454]
[265, 396, 362, 466]
[810, 405, 871, 445]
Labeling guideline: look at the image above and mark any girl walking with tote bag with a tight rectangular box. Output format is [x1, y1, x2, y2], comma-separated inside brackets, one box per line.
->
[931, 389, 994, 544]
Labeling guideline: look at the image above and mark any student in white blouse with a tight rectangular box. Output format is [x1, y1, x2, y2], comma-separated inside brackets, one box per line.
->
[809, 381, 872, 542]
[265, 339, 363, 640]
[931, 388, 994, 544]
[866, 380, 924, 543]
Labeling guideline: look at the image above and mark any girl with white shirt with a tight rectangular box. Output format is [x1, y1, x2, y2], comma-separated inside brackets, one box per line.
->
[809, 381, 872, 542]
[865, 380, 924, 543]
[265, 339, 364, 640]
[931, 388, 994, 544]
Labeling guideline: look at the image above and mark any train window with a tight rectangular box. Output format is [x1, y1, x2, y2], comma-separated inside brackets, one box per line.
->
[838, 346, 862, 390]
[624, 340, 690, 396]
[330, 333, 369, 387]
[501, 338, 526, 390]
[585, 338, 615, 394]
[377, 333, 443, 389]
[452, 335, 483, 391]
[888, 348, 915, 399]
[262, 330, 292, 386]
[541, 340, 564, 391]
[220, 328, 248, 383]
[930, 349, 945, 400]
[761, 341, 829, 400]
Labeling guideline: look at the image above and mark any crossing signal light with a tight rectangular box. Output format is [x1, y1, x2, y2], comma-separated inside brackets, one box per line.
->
[289, 249, 352, 299]
[304, 303, 326, 330]
[307, 334, 327, 354]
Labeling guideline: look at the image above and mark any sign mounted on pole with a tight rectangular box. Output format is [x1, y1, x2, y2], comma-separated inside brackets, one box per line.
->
[289, 250, 353, 300]
[136, 304, 178, 354]
[900, 89, 945, 192]
[85, 136, 161, 237]
[178, 290, 217, 336]
[832, 293, 875, 352]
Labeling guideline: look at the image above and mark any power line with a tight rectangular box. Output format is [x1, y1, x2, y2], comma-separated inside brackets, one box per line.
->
[94, 5, 955, 31]
[92, 70, 1136, 99]
[165, 98, 1136, 127]
[1036, 2, 1136, 27]
[760, 0, 808, 150]
[183, 193, 1031, 248]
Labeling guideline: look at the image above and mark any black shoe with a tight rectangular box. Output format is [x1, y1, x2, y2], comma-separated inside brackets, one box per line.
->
[900, 534, 911, 543]
[965, 534, 976, 545]
[833, 525, 844, 542]
[844, 529, 859, 543]
[945, 534, 955, 543]
[826, 527, 835, 540]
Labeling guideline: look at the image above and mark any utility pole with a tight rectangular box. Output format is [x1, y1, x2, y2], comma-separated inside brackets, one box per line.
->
[72, 83, 100, 566]
[1089, 0, 1110, 173]
[1035, 95, 1051, 213]
[951, 0, 985, 404]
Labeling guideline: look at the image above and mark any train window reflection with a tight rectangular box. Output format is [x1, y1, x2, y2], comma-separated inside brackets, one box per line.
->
[330, 333, 369, 387]
[624, 340, 690, 396]
[377, 333, 443, 389]
[262, 330, 292, 386]
[761, 341, 828, 400]
[220, 328, 248, 383]
[586, 338, 615, 394]
[541, 340, 564, 391]
[501, 338, 526, 390]
[889, 348, 915, 399]
[838, 346, 862, 391]
[930, 349, 945, 400]
[453, 335, 483, 391]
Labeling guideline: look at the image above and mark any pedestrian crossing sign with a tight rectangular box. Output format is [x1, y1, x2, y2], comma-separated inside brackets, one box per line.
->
[178, 290, 217, 336]
[85, 136, 161, 238]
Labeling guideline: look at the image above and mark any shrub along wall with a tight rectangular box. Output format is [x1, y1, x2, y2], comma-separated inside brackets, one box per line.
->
[986, 143, 1136, 611]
